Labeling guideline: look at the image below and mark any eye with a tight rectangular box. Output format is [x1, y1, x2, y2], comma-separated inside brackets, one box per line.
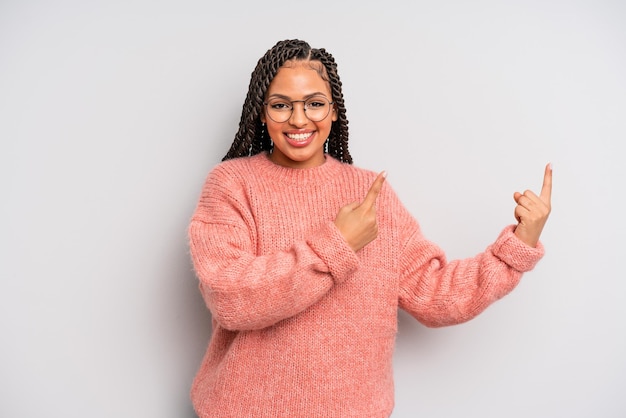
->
[268, 101, 291, 111]
[306, 100, 327, 109]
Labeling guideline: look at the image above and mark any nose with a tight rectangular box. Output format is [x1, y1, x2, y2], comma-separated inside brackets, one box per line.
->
[288, 102, 308, 126]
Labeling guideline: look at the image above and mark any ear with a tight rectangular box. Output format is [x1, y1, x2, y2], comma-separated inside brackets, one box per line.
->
[260, 113, 266, 124]
[331, 104, 338, 122]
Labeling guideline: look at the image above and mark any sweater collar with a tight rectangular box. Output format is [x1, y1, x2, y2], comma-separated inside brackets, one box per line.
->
[252, 152, 345, 186]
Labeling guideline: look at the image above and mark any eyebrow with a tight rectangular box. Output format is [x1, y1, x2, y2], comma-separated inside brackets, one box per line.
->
[265, 92, 330, 101]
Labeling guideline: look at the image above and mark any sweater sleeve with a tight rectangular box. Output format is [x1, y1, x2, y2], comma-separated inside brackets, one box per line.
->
[188, 168, 359, 331]
[398, 221, 544, 328]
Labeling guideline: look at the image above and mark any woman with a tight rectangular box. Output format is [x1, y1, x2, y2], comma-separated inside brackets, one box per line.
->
[188, 39, 552, 417]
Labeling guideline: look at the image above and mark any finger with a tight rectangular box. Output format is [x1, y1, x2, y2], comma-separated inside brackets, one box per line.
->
[540, 163, 553, 203]
[361, 171, 387, 209]
[514, 201, 532, 222]
[514, 205, 524, 223]
[522, 190, 540, 205]
[514, 194, 531, 212]
[340, 201, 360, 212]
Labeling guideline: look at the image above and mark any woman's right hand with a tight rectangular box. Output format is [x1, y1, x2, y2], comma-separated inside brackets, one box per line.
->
[513, 163, 553, 247]
[334, 171, 387, 252]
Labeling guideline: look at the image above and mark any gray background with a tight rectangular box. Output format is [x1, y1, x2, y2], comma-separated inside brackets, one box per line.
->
[1, 0, 624, 417]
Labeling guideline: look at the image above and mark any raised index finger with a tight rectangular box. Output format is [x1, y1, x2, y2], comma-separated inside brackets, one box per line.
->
[540, 163, 553, 202]
[361, 171, 387, 209]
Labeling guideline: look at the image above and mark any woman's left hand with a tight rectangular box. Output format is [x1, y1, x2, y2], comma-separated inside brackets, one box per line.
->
[513, 163, 553, 247]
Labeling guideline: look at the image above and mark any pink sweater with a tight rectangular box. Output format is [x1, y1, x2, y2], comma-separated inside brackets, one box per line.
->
[188, 153, 544, 417]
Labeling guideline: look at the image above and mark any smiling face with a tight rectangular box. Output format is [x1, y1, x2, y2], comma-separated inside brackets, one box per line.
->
[261, 60, 337, 169]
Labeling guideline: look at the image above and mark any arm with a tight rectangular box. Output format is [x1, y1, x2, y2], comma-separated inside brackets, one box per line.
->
[399, 164, 551, 327]
[398, 225, 544, 327]
[188, 171, 358, 331]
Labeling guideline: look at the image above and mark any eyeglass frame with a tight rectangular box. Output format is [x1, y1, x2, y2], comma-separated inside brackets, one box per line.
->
[262, 96, 335, 123]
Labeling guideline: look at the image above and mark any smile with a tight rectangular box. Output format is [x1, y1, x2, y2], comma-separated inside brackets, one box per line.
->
[286, 132, 313, 142]
[284, 132, 315, 148]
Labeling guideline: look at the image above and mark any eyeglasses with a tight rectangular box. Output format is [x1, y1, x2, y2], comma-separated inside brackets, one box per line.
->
[263, 96, 334, 123]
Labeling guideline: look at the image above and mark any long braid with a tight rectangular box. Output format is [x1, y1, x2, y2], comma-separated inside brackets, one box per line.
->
[311, 48, 352, 164]
[222, 40, 353, 164]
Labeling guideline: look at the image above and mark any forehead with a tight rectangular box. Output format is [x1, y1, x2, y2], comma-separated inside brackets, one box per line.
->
[266, 61, 332, 97]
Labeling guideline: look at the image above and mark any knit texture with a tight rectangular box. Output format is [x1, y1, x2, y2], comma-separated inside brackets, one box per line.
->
[188, 153, 544, 417]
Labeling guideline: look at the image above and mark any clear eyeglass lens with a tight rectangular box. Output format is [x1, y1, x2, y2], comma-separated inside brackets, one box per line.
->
[266, 98, 331, 122]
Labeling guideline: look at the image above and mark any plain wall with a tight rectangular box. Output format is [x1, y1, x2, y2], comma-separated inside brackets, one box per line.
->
[1, 0, 624, 417]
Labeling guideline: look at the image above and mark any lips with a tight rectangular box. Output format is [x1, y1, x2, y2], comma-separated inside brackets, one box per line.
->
[285, 132, 314, 147]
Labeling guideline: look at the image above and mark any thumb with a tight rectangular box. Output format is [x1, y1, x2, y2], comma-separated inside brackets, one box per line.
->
[343, 201, 360, 211]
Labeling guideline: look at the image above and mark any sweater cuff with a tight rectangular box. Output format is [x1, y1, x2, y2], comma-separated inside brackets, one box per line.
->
[491, 225, 545, 272]
[307, 221, 359, 284]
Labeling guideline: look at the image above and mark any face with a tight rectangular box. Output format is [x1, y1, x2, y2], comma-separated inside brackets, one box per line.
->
[261, 61, 337, 169]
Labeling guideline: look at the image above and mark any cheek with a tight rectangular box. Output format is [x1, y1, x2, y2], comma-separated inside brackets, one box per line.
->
[266, 123, 283, 139]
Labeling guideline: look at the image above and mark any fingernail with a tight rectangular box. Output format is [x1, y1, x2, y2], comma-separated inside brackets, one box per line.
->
[382, 171, 388, 178]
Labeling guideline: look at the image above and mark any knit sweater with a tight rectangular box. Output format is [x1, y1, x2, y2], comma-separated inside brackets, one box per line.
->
[188, 152, 544, 418]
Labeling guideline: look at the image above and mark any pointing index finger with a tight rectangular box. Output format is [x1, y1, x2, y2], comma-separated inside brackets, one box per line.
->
[361, 171, 387, 209]
[540, 163, 553, 202]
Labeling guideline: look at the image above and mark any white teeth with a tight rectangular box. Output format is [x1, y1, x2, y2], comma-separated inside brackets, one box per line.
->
[287, 133, 312, 141]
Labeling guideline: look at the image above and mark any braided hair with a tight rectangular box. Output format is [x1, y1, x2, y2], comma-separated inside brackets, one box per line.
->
[222, 39, 352, 164]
